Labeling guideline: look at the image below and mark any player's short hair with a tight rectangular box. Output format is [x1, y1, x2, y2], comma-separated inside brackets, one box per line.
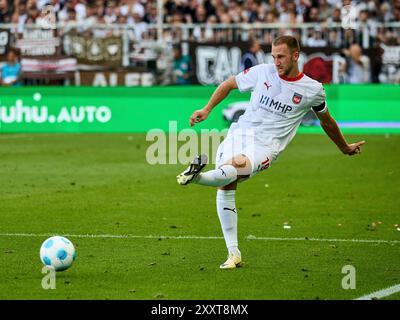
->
[272, 36, 300, 53]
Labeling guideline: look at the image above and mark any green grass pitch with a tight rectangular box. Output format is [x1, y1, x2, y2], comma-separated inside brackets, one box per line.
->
[0, 133, 399, 300]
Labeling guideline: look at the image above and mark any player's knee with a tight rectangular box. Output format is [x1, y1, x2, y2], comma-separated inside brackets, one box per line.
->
[226, 154, 252, 176]
[231, 154, 248, 168]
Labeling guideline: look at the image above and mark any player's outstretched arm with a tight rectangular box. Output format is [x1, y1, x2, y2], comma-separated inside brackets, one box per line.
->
[190, 76, 238, 127]
[316, 110, 365, 156]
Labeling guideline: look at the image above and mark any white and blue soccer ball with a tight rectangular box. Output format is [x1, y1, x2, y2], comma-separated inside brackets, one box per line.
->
[40, 236, 77, 271]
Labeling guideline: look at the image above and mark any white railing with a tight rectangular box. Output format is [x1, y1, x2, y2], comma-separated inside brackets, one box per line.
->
[1, 21, 399, 71]
[2, 21, 400, 46]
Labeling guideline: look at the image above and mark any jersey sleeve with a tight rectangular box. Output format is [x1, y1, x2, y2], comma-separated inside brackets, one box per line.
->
[235, 64, 263, 92]
[311, 85, 328, 113]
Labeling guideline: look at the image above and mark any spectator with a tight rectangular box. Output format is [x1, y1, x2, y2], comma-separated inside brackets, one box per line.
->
[305, 7, 320, 23]
[170, 11, 184, 25]
[327, 7, 341, 23]
[58, 1, 76, 23]
[79, 5, 97, 33]
[327, 29, 342, 47]
[104, 1, 117, 25]
[0, 0, 12, 23]
[172, 44, 191, 85]
[186, 0, 199, 23]
[194, 5, 207, 23]
[12, 0, 28, 34]
[116, 11, 128, 24]
[144, 2, 157, 24]
[242, 0, 259, 23]
[204, 15, 218, 41]
[1, 48, 22, 86]
[227, 1, 242, 23]
[26, 4, 39, 24]
[217, 12, 233, 41]
[306, 28, 328, 47]
[75, 0, 87, 22]
[341, 43, 371, 83]
[66, 7, 77, 25]
[240, 40, 262, 71]
[265, 10, 279, 23]
[35, 3, 57, 29]
[379, 2, 393, 23]
[296, 0, 311, 18]
[204, 0, 217, 18]
[131, 11, 149, 40]
[391, 5, 400, 22]
[317, 0, 333, 22]
[219, 12, 232, 24]
[128, 0, 145, 19]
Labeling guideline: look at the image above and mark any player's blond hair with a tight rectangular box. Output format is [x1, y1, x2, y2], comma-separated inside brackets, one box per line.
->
[272, 36, 300, 53]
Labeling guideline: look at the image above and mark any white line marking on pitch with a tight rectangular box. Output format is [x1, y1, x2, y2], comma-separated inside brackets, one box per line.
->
[355, 284, 400, 300]
[0, 233, 398, 244]
[0, 233, 222, 240]
[246, 236, 400, 244]
[0, 134, 55, 140]
[0, 134, 34, 140]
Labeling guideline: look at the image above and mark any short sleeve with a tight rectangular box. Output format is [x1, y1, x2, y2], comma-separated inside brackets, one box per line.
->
[311, 85, 328, 113]
[235, 64, 263, 92]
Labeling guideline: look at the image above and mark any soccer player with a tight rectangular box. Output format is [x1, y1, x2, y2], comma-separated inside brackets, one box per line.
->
[176, 36, 365, 269]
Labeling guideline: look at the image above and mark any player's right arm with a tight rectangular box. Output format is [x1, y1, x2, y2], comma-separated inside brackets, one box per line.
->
[189, 76, 238, 127]
[311, 84, 365, 156]
[316, 110, 365, 156]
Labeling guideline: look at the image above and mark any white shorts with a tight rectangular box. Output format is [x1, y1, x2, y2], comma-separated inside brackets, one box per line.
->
[215, 125, 278, 180]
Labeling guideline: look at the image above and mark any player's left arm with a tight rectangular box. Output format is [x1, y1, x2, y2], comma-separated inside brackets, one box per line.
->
[315, 109, 365, 156]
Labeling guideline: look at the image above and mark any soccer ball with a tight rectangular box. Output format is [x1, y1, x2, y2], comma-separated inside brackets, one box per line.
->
[40, 236, 77, 271]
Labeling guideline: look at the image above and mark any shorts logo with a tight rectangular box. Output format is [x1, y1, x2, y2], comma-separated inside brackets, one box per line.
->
[292, 93, 303, 105]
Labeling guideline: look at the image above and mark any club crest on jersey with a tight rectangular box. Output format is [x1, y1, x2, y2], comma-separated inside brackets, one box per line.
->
[292, 93, 303, 105]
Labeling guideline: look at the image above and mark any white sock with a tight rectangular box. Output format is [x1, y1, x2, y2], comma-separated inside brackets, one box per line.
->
[194, 165, 237, 187]
[216, 190, 239, 254]
[228, 246, 241, 257]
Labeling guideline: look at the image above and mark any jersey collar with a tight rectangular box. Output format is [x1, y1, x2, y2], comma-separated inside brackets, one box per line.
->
[279, 73, 305, 82]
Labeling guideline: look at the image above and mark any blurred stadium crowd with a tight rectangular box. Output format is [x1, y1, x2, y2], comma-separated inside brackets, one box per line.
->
[0, 0, 398, 44]
[163, 0, 400, 25]
[0, 0, 399, 86]
[1, 0, 399, 24]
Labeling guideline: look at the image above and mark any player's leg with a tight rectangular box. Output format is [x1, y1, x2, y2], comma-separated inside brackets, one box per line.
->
[216, 180, 243, 269]
[176, 133, 271, 269]
[217, 148, 276, 269]
[214, 153, 254, 269]
[176, 151, 250, 269]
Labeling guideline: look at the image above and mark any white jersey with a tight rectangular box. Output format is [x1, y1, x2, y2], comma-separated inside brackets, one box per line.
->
[234, 63, 327, 154]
